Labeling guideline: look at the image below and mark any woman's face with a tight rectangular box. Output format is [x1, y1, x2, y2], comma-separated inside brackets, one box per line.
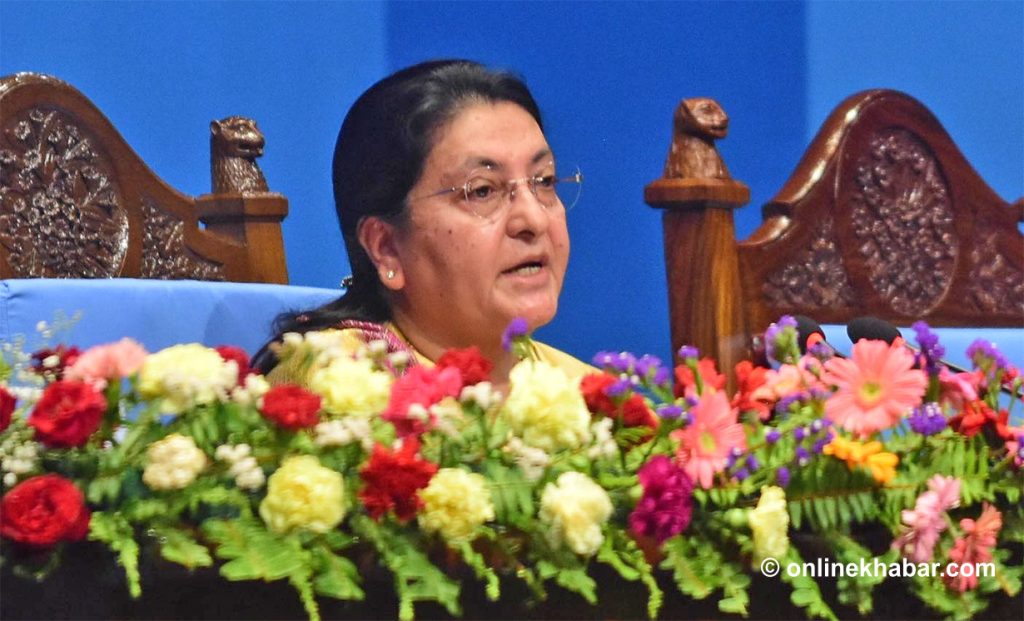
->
[390, 101, 570, 351]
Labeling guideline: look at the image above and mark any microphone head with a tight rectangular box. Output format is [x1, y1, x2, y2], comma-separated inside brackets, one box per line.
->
[847, 316, 902, 345]
[794, 315, 825, 354]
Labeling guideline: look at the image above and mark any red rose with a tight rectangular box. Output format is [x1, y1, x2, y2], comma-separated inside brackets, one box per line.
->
[215, 345, 254, 385]
[260, 384, 321, 430]
[30, 345, 81, 380]
[0, 385, 15, 432]
[0, 474, 91, 547]
[436, 346, 493, 386]
[674, 358, 726, 399]
[581, 373, 618, 416]
[28, 380, 106, 447]
[359, 438, 437, 522]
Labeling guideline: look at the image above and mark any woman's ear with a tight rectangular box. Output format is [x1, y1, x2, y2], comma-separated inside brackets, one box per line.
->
[357, 217, 405, 290]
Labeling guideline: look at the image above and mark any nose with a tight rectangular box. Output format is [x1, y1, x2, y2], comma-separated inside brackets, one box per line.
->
[504, 180, 550, 239]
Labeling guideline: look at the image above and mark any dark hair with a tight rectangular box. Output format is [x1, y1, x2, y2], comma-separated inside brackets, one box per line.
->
[253, 60, 543, 372]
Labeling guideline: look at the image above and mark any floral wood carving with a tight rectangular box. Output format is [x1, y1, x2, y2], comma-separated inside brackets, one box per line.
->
[849, 129, 957, 315]
[762, 215, 856, 309]
[141, 199, 225, 281]
[968, 223, 1024, 313]
[0, 108, 128, 277]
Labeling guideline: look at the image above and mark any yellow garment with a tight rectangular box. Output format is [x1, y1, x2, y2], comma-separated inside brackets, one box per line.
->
[267, 321, 593, 386]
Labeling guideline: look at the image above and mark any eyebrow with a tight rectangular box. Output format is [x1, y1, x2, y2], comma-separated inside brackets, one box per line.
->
[460, 148, 553, 172]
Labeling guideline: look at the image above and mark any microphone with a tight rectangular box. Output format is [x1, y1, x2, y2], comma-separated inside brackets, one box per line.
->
[847, 316, 971, 375]
[794, 315, 845, 358]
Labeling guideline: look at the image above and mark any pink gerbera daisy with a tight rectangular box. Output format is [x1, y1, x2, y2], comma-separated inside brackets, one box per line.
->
[671, 391, 746, 489]
[822, 339, 927, 438]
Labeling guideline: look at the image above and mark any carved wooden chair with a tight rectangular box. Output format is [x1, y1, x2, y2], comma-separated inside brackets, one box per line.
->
[0, 72, 289, 283]
[647, 89, 1024, 376]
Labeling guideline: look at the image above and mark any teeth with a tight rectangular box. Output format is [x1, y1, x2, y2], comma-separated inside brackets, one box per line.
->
[511, 264, 541, 275]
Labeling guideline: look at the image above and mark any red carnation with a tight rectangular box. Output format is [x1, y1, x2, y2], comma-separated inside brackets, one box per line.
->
[732, 360, 772, 420]
[382, 365, 462, 438]
[674, 358, 726, 399]
[0, 385, 15, 432]
[28, 380, 106, 447]
[436, 346, 493, 386]
[621, 394, 658, 429]
[581, 373, 618, 416]
[30, 345, 81, 380]
[260, 384, 321, 430]
[359, 438, 438, 522]
[0, 474, 91, 547]
[215, 345, 254, 385]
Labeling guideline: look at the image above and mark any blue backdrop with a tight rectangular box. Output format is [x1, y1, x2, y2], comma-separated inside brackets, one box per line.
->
[2, 0, 1021, 363]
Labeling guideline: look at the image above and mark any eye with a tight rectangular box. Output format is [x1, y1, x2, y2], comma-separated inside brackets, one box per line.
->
[464, 177, 501, 202]
[533, 174, 557, 190]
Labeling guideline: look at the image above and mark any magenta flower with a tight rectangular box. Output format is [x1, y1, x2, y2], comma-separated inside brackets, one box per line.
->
[629, 456, 694, 543]
[892, 475, 960, 563]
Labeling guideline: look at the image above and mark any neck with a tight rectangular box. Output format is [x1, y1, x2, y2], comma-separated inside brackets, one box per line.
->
[390, 311, 519, 391]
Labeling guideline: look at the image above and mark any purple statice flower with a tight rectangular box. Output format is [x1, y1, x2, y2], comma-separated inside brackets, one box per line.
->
[823, 429, 835, 442]
[635, 354, 663, 378]
[765, 428, 781, 444]
[793, 426, 807, 442]
[606, 377, 632, 397]
[775, 391, 806, 416]
[776, 466, 791, 487]
[656, 404, 684, 420]
[811, 438, 830, 454]
[908, 402, 947, 436]
[677, 345, 700, 361]
[501, 317, 529, 352]
[629, 456, 694, 543]
[684, 395, 700, 408]
[912, 321, 945, 375]
[652, 366, 671, 387]
[610, 352, 638, 374]
[734, 468, 750, 481]
[745, 455, 761, 471]
[808, 341, 835, 362]
[726, 453, 739, 469]
[810, 419, 825, 433]
[967, 339, 1010, 371]
[592, 351, 618, 368]
[795, 446, 810, 465]
[764, 315, 799, 365]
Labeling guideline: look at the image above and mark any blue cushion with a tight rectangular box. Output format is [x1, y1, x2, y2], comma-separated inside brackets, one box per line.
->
[0, 279, 339, 356]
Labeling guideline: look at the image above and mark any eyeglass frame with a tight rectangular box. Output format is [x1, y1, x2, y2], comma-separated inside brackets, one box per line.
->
[409, 161, 583, 220]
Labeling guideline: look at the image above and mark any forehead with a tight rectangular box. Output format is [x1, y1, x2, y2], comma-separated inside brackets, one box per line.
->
[424, 101, 549, 175]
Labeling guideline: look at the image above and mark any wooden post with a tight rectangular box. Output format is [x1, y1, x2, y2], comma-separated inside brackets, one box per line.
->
[195, 193, 289, 284]
[645, 178, 750, 382]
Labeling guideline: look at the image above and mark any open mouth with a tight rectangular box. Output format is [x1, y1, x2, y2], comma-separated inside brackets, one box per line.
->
[503, 258, 546, 276]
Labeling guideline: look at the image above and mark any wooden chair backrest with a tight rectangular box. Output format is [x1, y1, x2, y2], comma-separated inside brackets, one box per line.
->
[648, 89, 1023, 374]
[0, 73, 290, 283]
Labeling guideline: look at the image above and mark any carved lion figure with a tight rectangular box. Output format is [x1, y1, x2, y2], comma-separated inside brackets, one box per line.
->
[663, 97, 732, 180]
[210, 116, 269, 194]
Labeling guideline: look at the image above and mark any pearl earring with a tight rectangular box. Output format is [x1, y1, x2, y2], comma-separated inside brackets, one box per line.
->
[386, 269, 396, 280]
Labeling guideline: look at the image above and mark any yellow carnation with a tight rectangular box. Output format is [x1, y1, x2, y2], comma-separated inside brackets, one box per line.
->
[500, 360, 591, 452]
[259, 455, 346, 534]
[142, 433, 208, 491]
[539, 471, 612, 556]
[138, 344, 237, 414]
[418, 468, 495, 544]
[309, 356, 392, 417]
[749, 485, 790, 564]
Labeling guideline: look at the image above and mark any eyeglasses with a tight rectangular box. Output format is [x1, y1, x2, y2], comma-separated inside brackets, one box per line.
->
[413, 162, 583, 220]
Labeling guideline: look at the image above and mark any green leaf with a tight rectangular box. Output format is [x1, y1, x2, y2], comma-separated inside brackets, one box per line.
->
[780, 548, 838, 621]
[459, 542, 501, 601]
[537, 560, 597, 605]
[88, 511, 141, 598]
[312, 546, 365, 601]
[152, 526, 213, 569]
[201, 518, 306, 581]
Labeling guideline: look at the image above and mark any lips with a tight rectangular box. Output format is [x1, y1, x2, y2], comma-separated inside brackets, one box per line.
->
[502, 255, 548, 276]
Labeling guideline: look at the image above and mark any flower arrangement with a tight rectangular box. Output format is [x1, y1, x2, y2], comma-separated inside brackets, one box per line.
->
[1, 318, 1022, 621]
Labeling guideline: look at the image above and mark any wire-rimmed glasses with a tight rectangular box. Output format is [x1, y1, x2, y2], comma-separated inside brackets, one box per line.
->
[413, 162, 583, 220]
